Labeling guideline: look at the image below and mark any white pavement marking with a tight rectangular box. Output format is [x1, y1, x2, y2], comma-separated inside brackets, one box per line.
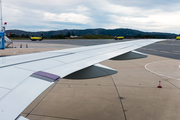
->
[141, 48, 180, 55]
[145, 60, 180, 80]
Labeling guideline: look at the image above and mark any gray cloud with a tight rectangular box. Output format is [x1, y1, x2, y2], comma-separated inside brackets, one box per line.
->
[107, 0, 180, 10]
[2, 0, 180, 33]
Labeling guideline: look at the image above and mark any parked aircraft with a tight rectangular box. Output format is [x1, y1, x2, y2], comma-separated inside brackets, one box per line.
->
[70, 35, 78, 38]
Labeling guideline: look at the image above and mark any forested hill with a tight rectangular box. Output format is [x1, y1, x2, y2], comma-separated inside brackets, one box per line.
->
[6, 28, 177, 39]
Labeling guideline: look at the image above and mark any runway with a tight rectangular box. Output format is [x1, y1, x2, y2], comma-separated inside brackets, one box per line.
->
[1, 39, 180, 120]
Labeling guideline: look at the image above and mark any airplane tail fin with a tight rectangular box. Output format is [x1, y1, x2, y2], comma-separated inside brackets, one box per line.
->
[8, 32, 11, 36]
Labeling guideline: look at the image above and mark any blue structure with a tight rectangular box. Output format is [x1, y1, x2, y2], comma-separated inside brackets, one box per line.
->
[0, 31, 5, 49]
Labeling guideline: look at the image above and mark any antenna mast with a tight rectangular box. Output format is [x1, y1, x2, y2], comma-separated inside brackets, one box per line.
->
[0, 0, 2, 28]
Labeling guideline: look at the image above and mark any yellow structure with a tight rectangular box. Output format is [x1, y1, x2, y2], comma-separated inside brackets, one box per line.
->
[30, 34, 43, 41]
[114, 35, 124, 40]
[176, 36, 180, 40]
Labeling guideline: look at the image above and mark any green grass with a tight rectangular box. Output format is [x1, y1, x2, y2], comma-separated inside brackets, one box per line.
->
[9, 37, 30, 40]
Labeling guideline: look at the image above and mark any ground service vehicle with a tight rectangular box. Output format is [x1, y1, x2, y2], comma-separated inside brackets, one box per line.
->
[176, 36, 180, 40]
[114, 35, 124, 40]
[30, 34, 43, 41]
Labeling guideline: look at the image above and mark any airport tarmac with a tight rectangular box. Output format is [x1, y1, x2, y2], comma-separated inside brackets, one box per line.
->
[12, 39, 180, 60]
[1, 39, 180, 120]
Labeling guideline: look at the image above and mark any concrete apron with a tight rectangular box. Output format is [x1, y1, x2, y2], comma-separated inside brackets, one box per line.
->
[22, 54, 180, 120]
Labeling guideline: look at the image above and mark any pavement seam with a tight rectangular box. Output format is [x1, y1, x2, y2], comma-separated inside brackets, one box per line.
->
[110, 75, 127, 120]
[151, 88, 161, 119]
[96, 65, 127, 120]
[24, 113, 78, 120]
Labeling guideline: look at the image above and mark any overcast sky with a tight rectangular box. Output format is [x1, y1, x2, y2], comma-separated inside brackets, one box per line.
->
[2, 0, 180, 33]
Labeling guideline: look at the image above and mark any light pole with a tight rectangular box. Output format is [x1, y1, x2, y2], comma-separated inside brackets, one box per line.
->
[0, 0, 2, 29]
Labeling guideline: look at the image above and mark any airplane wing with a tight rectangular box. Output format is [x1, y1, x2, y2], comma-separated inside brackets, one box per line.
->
[0, 39, 164, 120]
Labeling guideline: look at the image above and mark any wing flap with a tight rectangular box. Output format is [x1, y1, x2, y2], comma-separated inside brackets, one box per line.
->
[0, 76, 57, 120]
[0, 67, 33, 89]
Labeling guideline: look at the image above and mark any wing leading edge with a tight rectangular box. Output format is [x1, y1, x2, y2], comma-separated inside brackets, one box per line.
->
[0, 39, 165, 120]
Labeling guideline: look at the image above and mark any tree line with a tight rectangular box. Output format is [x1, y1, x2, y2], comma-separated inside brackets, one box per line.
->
[9, 33, 30, 38]
[126, 34, 161, 39]
[8, 32, 75, 39]
[8, 32, 170, 39]
[51, 32, 77, 39]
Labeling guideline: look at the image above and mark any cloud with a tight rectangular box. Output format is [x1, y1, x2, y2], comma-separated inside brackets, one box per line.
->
[108, 10, 180, 33]
[2, 0, 180, 33]
[44, 12, 91, 24]
[106, 0, 180, 10]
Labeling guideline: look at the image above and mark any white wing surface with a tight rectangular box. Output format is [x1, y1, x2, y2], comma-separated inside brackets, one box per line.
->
[0, 39, 164, 120]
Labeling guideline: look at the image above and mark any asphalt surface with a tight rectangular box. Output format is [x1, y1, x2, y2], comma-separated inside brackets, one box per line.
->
[138, 40, 180, 60]
[13, 39, 180, 60]
[13, 39, 121, 46]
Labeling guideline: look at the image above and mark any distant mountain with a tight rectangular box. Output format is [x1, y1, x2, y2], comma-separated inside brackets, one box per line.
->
[6, 28, 177, 39]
